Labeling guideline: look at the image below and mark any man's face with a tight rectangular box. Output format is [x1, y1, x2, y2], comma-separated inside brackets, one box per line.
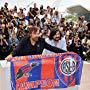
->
[30, 30, 40, 42]
[44, 25, 47, 30]
[1, 24, 5, 30]
[53, 31, 60, 41]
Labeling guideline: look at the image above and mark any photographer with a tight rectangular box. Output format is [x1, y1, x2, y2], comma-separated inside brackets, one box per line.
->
[41, 24, 50, 39]
[1, 23, 9, 40]
[0, 33, 11, 59]
[71, 33, 83, 58]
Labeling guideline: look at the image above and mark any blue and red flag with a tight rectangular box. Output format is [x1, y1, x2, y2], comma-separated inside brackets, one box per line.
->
[10, 52, 83, 90]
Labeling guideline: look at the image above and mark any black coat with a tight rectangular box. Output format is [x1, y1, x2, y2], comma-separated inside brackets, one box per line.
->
[12, 37, 66, 57]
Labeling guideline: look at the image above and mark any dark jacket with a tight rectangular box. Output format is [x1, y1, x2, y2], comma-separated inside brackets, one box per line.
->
[12, 37, 66, 57]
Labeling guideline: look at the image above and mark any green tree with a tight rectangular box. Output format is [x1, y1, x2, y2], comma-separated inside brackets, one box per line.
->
[65, 14, 78, 22]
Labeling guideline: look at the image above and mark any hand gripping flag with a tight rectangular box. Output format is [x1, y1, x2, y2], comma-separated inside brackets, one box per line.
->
[10, 52, 83, 90]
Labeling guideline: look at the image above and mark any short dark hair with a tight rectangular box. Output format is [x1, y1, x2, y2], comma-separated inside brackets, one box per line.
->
[49, 29, 62, 40]
[27, 26, 39, 34]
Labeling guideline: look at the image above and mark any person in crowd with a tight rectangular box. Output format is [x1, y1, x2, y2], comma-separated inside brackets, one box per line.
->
[27, 7, 34, 19]
[4, 2, 8, 11]
[0, 30, 11, 59]
[69, 33, 83, 58]
[1, 24, 9, 40]
[43, 28, 67, 54]
[52, 11, 60, 25]
[16, 28, 25, 41]
[65, 31, 73, 51]
[18, 8, 25, 19]
[32, 3, 38, 17]
[41, 24, 50, 39]
[40, 5, 44, 15]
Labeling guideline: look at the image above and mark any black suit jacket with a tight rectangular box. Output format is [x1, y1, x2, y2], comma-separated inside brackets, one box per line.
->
[12, 37, 66, 57]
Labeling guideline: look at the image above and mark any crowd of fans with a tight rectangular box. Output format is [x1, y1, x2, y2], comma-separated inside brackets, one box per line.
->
[0, 2, 90, 60]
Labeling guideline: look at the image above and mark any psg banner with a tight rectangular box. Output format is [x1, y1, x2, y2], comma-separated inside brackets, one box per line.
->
[10, 52, 83, 90]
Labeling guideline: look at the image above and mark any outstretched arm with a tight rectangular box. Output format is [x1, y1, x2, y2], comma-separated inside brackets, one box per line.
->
[44, 39, 67, 53]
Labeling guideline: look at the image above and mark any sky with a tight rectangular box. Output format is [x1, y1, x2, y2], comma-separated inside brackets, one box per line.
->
[0, 0, 90, 10]
[60, 0, 90, 9]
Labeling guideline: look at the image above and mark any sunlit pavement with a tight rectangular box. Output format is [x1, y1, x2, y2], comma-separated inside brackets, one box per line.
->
[78, 60, 90, 90]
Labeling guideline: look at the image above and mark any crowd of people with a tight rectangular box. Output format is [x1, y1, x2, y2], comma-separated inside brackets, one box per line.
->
[0, 2, 90, 60]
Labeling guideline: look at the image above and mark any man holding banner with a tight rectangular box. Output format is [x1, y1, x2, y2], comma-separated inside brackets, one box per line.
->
[6, 26, 66, 60]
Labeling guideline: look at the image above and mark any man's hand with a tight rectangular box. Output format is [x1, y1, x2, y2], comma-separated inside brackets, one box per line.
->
[5, 54, 13, 60]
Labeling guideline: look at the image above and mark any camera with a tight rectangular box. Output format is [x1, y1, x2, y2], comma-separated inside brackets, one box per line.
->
[0, 28, 2, 31]
[67, 41, 71, 46]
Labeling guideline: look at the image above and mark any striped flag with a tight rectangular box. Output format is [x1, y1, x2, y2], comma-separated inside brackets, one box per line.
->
[10, 52, 83, 89]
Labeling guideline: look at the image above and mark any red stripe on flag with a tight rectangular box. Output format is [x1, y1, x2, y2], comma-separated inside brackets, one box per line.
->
[70, 75, 73, 82]
[41, 57, 55, 89]
[69, 78, 76, 87]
